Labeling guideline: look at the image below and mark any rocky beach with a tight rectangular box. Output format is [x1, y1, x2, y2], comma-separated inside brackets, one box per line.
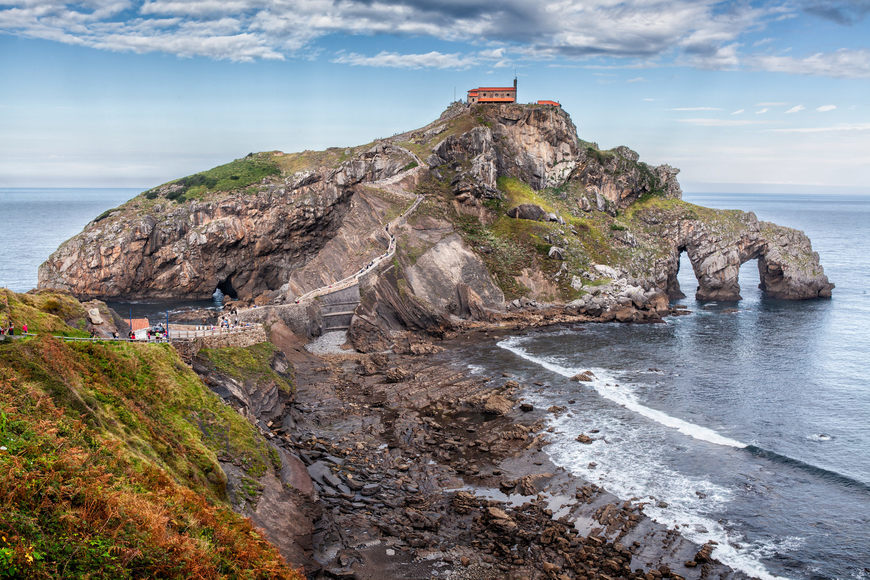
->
[229, 319, 749, 579]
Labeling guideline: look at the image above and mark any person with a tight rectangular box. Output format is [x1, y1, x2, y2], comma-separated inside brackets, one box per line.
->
[147, 329, 151, 341]
[112, 331, 119, 339]
[8, 324, 14, 336]
[21, 323, 28, 334]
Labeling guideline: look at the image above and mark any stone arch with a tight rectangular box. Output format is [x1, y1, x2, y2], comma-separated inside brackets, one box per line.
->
[668, 219, 832, 302]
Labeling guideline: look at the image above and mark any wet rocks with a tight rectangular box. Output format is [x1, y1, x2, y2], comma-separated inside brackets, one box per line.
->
[572, 370, 596, 382]
[482, 393, 513, 415]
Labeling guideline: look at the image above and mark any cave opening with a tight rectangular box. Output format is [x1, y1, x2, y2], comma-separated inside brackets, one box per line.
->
[216, 277, 238, 300]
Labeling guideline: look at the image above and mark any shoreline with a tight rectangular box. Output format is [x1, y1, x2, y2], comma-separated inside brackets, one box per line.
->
[272, 322, 750, 579]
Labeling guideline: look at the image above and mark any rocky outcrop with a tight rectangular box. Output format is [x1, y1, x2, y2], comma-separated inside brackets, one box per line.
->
[39, 101, 831, 334]
[193, 347, 295, 425]
[663, 208, 833, 301]
[574, 145, 682, 210]
[38, 144, 414, 301]
[404, 234, 504, 317]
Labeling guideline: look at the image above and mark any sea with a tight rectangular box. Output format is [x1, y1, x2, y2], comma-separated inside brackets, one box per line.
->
[1, 188, 869, 579]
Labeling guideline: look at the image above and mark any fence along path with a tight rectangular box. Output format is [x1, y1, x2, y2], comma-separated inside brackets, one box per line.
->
[241, 147, 427, 320]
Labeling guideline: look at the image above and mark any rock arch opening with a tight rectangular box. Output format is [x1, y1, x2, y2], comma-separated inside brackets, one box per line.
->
[216, 277, 238, 300]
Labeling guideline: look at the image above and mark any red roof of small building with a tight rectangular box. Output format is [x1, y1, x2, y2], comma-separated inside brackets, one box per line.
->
[469, 87, 516, 92]
[537, 100, 561, 106]
[477, 97, 517, 102]
[130, 318, 150, 331]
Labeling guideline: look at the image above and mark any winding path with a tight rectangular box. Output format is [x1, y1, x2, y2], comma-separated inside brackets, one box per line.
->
[289, 146, 427, 305]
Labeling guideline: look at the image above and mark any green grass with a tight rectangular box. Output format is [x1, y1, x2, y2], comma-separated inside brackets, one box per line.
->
[199, 342, 294, 395]
[0, 292, 303, 578]
[143, 153, 281, 203]
[0, 289, 90, 337]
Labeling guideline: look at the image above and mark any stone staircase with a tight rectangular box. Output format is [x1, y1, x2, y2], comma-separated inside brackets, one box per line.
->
[319, 285, 361, 332]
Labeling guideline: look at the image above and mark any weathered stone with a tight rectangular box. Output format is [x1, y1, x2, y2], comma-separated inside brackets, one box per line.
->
[506, 204, 547, 222]
[483, 394, 513, 415]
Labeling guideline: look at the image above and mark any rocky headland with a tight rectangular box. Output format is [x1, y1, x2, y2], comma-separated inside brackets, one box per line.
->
[38, 102, 832, 334]
[19, 102, 837, 578]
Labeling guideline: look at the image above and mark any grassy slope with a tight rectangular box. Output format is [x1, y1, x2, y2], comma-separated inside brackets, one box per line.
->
[0, 297, 303, 579]
[199, 342, 294, 396]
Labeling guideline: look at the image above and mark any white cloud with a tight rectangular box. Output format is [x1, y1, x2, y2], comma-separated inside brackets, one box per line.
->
[750, 48, 870, 78]
[731, 109, 745, 115]
[671, 106, 722, 111]
[770, 123, 870, 133]
[626, 76, 645, 83]
[816, 104, 837, 112]
[679, 118, 770, 126]
[0, 0, 800, 68]
[785, 104, 805, 114]
[756, 108, 769, 114]
[332, 51, 478, 70]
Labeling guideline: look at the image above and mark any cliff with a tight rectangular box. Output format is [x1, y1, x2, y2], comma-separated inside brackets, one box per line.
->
[0, 291, 306, 577]
[38, 102, 832, 337]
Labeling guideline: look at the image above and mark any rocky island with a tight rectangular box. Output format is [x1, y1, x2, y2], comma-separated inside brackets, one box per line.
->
[3, 103, 833, 578]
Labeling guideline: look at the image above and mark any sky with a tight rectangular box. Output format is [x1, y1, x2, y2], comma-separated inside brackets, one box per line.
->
[1, 1, 869, 193]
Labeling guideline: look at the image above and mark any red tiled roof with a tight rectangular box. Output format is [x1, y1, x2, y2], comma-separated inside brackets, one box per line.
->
[537, 100, 561, 106]
[478, 97, 517, 102]
[130, 318, 150, 331]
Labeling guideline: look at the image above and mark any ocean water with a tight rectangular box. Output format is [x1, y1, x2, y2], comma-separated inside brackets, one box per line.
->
[2, 188, 868, 578]
[464, 193, 870, 579]
[0, 188, 138, 292]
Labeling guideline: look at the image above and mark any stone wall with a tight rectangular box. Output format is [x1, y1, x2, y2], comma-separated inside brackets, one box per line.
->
[173, 325, 268, 361]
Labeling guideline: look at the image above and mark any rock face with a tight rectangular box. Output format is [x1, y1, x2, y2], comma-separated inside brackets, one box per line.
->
[574, 145, 682, 209]
[39, 102, 832, 328]
[644, 206, 834, 301]
[38, 144, 414, 301]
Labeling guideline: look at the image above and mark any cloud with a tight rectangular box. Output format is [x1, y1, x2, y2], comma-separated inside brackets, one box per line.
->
[756, 108, 769, 114]
[770, 123, 870, 133]
[785, 104, 805, 113]
[626, 76, 645, 83]
[332, 50, 478, 70]
[802, 0, 870, 25]
[816, 104, 837, 112]
[731, 109, 745, 115]
[671, 106, 722, 111]
[679, 118, 769, 126]
[0, 0, 799, 67]
[750, 48, 870, 78]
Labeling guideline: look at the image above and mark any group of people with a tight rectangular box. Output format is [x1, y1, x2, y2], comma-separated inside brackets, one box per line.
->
[0, 321, 26, 336]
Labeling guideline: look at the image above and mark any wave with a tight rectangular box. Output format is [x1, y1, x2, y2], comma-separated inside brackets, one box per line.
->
[744, 446, 870, 493]
[497, 337, 747, 449]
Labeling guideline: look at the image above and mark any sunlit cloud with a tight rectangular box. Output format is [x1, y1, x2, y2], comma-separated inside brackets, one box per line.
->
[816, 104, 837, 112]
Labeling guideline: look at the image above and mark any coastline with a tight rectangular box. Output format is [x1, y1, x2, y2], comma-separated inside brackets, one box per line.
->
[271, 322, 750, 579]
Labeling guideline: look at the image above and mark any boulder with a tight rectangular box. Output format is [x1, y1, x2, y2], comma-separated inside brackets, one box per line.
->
[483, 394, 513, 415]
[506, 204, 547, 221]
[572, 370, 596, 382]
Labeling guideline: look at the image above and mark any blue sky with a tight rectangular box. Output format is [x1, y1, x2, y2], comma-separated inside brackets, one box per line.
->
[1, 1, 869, 193]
